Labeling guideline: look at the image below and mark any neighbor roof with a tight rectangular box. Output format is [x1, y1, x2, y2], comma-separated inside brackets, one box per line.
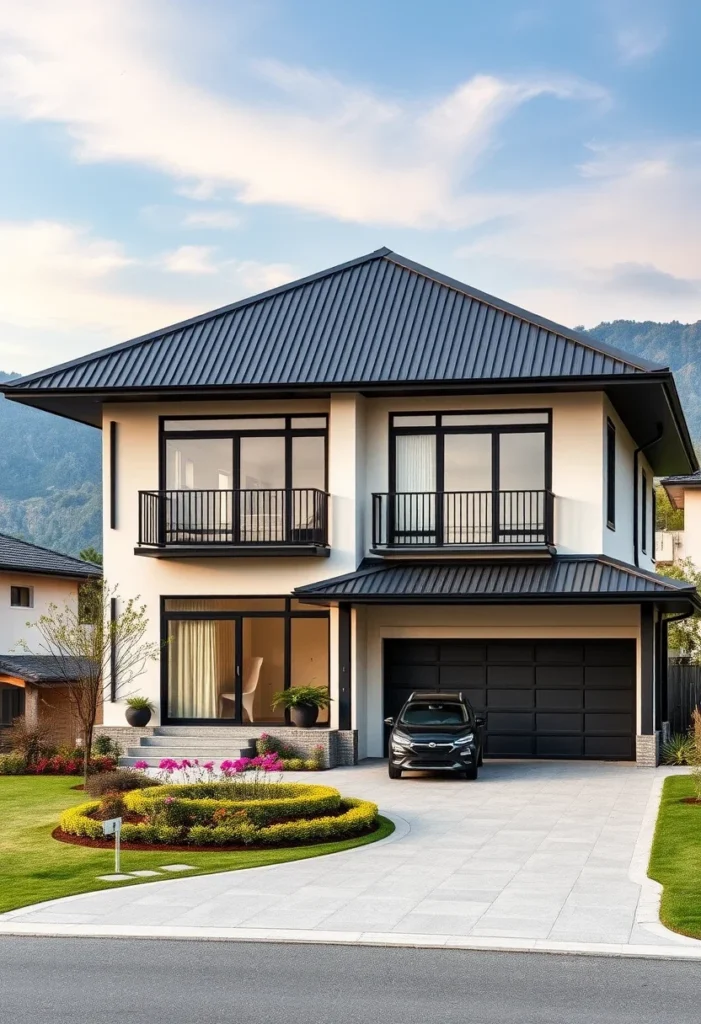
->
[661, 470, 701, 510]
[0, 655, 94, 684]
[295, 555, 699, 612]
[0, 533, 102, 579]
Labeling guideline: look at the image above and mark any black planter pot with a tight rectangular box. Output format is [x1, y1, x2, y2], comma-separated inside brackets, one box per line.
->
[125, 706, 152, 727]
[289, 704, 319, 728]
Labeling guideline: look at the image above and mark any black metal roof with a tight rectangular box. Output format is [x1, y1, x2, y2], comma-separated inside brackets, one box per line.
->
[0, 655, 94, 684]
[2, 249, 663, 395]
[295, 555, 699, 610]
[661, 469, 701, 510]
[0, 533, 102, 579]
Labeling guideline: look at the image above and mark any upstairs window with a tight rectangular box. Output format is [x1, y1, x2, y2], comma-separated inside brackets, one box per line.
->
[10, 586, 33, 608]
[641, 470, 648, 554]
[606, 419, 616, 530]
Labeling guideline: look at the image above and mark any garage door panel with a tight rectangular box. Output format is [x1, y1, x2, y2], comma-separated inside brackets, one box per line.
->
[439, 664, 486, 688]
[537, 736, 583, 757]
[488, 688, 535, 710]
[536, 689, 583, 710]
[383, 638, 635, 761]
[585, 712, 633, 734]
[585, 690, 633, 712]
[487, 666, 534, 687]
[488, 711, 534, 732]
[535, 666, 583, 688]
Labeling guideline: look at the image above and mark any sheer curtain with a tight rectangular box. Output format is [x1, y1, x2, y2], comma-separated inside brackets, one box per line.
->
[168, 617, 235, 719]
[395, 435, 436, 542]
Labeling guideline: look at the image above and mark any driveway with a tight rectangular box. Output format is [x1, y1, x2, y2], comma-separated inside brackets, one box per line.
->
[1, 760, 699, 955]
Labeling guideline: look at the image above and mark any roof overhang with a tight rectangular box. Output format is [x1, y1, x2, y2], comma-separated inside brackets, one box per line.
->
[2, 371, 696, 476]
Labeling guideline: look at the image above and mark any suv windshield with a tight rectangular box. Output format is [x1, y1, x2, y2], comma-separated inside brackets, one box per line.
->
[400, 702, 468, 726]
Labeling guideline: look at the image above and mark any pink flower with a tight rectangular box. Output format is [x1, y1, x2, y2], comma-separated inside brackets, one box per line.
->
[158, 758, 179, 772]
[178, 759, 192, 770]
[134, 760, 150, 771]
[203, 761, 214, 771]
[163, 796, 175, 805]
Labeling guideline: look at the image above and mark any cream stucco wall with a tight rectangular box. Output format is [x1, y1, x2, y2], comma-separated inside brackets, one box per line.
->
[355, 603, 642, 758]
[602, 397, 655, 572]
[0, 572, 79, 655]
[681, 490, 701, 567]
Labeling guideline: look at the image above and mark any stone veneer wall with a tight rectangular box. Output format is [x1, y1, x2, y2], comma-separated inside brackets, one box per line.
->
[635, 733, 660, 767]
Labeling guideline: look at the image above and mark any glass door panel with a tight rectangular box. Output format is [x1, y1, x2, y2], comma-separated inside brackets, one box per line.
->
[443, 433, 492, 544]
[498, 432, 546, 542]
[238, 436, 286, 542]
[241, 617, 285, 723]
[291, 617, 330, 724]
[165, 438, 233, 542]
[167, 619, 237, 721]
[291, 435, 325, 541]
[394, 434, 437, 544]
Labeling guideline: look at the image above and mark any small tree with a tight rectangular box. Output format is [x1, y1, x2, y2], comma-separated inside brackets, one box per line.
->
[661, 558, 701, 663]
[19, 580, 161, 784]
[655, 485, 684, 532]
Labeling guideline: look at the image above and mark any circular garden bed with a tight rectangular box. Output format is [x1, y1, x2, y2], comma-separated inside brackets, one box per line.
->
[57, 781, 379, 850]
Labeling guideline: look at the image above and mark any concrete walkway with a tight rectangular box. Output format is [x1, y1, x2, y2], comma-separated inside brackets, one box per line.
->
[1, 761, 700, 957]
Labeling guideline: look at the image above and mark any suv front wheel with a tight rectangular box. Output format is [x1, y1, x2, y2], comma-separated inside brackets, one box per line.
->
[464, 762, 478, 781]
[388, 762, 402, 779]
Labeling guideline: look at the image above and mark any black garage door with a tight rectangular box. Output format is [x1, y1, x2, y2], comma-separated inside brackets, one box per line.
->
[383, 639, 635, 760]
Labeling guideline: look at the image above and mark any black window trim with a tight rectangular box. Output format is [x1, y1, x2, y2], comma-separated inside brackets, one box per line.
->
[388, 407, 553, 495]
[606, 418, 616, 531]
[641, 469, 648, 554]
[160, 595, 330, 728]
[10, 585, 33, 608]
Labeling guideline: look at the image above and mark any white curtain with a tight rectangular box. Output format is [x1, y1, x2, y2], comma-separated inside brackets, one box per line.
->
[395, 435, 436, 541]
[168, 616, 235, 719]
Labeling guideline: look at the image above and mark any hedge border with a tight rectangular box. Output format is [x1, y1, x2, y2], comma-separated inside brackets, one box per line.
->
[58, 796, 378, 846]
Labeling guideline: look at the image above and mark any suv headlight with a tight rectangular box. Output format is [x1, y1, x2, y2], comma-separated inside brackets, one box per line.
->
[452, 733, 474, 745]
[391, 732, 412, 748]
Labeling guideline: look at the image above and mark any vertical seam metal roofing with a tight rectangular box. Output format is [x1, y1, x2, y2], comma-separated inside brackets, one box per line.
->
[4, 249, 665, 394]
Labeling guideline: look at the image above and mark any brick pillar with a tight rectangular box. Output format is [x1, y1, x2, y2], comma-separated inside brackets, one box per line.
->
[636, 733, 660, 767]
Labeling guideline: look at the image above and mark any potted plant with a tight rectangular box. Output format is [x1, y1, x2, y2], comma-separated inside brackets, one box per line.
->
[271, 686, 332, 728]
[125, 695, 156, 727]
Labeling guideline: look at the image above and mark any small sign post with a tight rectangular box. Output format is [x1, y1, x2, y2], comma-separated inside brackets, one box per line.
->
[102, 816, 122, 874]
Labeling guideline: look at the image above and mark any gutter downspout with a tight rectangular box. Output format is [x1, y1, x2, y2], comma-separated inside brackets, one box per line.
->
[633, 422, 664, 567]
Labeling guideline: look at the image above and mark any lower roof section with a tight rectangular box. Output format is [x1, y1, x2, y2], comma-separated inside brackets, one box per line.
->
[294, 555, 701, 612]
[0, 655, 91, 684]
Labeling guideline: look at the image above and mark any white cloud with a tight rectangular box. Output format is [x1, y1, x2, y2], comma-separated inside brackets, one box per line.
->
[455, 143, 701, 324]
[615, 24, 666, 63]
[0, 0, 607, 228]
[161, 245, 218, 275]
[182, 209, 242, 230]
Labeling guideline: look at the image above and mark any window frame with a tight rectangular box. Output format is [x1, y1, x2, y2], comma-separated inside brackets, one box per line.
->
[160, 595, 330, 727]
[10, 585, 33, 609]
[388, 408, 553, 495]
[606, 418, 616, 531]
[159, 414, 328, 494]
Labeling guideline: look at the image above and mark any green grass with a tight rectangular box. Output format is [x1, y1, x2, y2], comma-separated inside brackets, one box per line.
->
[648, 774, 701, 939]
[0, 776, 394, 914]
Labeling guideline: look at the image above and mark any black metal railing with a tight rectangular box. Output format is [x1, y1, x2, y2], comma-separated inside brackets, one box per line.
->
[372, 490, 554, 548]
[138, 488, 328, 547]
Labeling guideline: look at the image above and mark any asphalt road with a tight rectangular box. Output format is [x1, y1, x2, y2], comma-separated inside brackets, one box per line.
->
[0, 937, 698, 1024]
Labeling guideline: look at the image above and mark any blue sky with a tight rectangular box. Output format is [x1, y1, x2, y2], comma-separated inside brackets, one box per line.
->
[0, 0, 699, 372]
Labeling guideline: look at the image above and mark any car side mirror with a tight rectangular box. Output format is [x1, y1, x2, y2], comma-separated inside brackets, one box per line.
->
[475, 716, 485, 727]
[384, 716, 395, 726]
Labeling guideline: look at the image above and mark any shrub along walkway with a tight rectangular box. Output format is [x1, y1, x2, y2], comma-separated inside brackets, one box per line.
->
[1, 762, 700, 958]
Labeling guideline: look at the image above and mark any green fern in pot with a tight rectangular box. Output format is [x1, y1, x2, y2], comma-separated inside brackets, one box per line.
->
[271, 686, 332, 728]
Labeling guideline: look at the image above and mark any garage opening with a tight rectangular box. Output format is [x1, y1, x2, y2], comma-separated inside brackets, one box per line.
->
[383, 639, 635, 760]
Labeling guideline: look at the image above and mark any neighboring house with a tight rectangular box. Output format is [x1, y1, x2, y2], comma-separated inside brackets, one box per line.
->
[0, 533, 102, 746]
[2, 247, 699, 767]
[659, 471, 701, 568]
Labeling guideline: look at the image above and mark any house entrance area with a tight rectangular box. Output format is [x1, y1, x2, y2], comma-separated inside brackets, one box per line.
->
[383, 638, 636, 760]
[163, 598, 329, 725]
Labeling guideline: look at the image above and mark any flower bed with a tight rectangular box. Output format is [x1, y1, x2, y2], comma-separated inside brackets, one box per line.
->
[58, 781, 379, 848]
[0, 752, 117, 776]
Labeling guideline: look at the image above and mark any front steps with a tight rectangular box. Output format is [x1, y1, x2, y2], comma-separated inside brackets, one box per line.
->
[119, 726, 257, 768]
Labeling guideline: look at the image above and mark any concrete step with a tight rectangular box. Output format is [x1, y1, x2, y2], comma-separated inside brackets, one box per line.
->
[138, 736, 258, 750]
[152, 727, 270, 737]
[124, 746, 255, 759]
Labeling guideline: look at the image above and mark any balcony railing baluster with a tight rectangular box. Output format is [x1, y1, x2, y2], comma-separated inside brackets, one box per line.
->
[372, 490, 554, 548]
[138, 488, 328, 548]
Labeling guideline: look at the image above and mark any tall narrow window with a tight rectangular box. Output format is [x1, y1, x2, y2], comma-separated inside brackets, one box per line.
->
[641, 470, 648, 553]
[606, 419, 616, 530]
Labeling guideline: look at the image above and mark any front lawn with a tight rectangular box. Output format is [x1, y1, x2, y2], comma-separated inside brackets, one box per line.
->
[0, 776, 394, 914]
[648, 774, 701, 939]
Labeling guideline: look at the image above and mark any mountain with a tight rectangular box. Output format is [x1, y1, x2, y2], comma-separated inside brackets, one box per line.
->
[0, 372, 101, 557]
[1, 318, 700, 556]
[584, 321, 701, 442]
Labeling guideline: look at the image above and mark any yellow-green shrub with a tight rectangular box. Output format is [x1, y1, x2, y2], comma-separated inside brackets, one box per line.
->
[124, 782, 341, 826]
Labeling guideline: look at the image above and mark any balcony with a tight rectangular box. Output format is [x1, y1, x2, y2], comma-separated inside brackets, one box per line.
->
[372, 490, 555, 553]
[136, 488, 329, 557]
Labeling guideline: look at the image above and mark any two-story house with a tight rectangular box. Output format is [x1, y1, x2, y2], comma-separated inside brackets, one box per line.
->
[0, 532, 102, 746]
[3, 248, 698, 767]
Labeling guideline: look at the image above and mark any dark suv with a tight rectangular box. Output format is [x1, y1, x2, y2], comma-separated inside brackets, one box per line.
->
[385, 692, 485, 780]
